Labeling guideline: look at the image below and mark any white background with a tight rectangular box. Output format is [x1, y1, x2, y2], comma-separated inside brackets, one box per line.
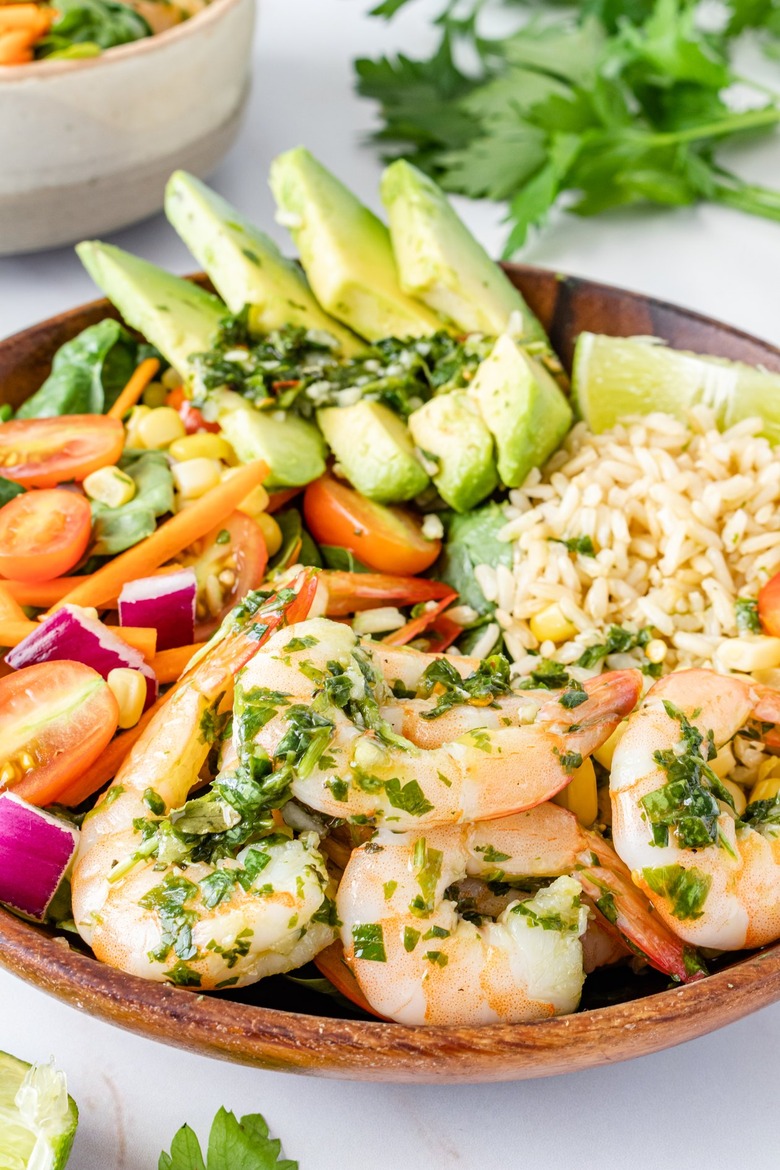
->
[3, 1, 780, 1166]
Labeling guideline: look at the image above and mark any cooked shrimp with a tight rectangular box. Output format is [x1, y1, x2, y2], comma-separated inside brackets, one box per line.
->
[239, 617, 642, 826]
[336, 802, 702, 1025]
[611, 668, 780, 950]
[71, 580, 338, 989]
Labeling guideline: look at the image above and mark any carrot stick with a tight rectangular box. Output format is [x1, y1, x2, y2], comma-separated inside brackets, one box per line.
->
[382, 592, 457, 646]
[0, 583, 27, 623]
[2, 564, 185, 608]
[0, 620, 157, 659]
[0, 28, 35, 61]
[49, 458, 269, 613]
[151, 642, 205, 683]
[107, 357, 160, 420]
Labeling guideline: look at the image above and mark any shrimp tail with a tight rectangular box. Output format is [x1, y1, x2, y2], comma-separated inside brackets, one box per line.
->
[579, 831, 707, 984]
[539, 669, 643, 757]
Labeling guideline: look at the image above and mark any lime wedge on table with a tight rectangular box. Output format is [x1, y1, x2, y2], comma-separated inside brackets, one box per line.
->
[572, 332, 780, 441]
[0, 1052, 78, 1170]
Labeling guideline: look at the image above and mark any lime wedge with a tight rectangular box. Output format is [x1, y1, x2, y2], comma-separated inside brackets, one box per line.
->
[572, 332, 780, 442]
[0, 1052, 78, 1170]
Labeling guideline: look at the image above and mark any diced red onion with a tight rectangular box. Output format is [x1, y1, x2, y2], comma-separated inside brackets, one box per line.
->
[6, 605, 157, 708]
[118, 569, 196, 652]
[0, 793, 79, 922]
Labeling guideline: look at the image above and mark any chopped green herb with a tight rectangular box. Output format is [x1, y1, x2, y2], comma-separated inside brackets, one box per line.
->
[383, 880, 398, 900]
[282, 635, 319, 652]
[417, 654, 512, 720]
[352, 922, 387, 962]
[560, 680, 588, 709]
[474, 844, 511, 864]
[551, 535, 595, 556]
[735, 597, 761, 633]
[642, 864, 712, 920]
[424, 950, 449, 967]
[143, 788, 165, 816]
[384, 777, 434, 818]
[140, 874, 200, 963]
[403, 926, 421, 952]
[215, 528, 231, 545]
[422, 925, 450, 939]
[554, 748, 583, 774]
[577, 626, 652, 669]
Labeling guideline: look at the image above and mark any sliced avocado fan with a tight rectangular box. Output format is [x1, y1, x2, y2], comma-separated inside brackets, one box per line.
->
[76, 241, 224, 378]
[164, 171, 364, 356]
[269, 147, 444, 342]
[381, 159, 549, 349]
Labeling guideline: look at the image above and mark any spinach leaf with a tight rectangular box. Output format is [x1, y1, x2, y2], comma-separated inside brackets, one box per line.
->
[37, 0, 151, 56]
[319, 545, 371, 573]
[17, 320, 143, 418]
[90, 450, 174, 556]
[0, 479, 25, 508]
[436, 502, 511, 616]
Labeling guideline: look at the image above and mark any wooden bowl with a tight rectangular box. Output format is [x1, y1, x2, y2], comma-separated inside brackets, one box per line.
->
[1, 266, 779, 1083]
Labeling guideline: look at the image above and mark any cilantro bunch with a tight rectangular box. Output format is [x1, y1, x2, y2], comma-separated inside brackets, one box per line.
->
[356, 0, 780, 254]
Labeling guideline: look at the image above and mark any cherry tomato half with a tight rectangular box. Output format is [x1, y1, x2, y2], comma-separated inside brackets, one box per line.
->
[759, 571, 780, 637]
[0, 660, 119, 807]
[0, 416, 124, 488]
[0, 489, 92, 582]
[181, 510, 268, 640]
[303, 473, 441, 575]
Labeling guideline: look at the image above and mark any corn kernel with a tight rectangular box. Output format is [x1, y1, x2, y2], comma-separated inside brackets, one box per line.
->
[709, 742, 736, 779]
[255, 512, 283, 556]
[554, 758, 598, 826]
[17, 752, 35, 773]
[645, 638, 667, 664]
[161, 367, 182, 391]
[593, 719, 628, 770]
[124, 404, 151, 448]
[141, 381, 168, 408]
[136, 406, 186, 450]
[750, 774, 780, 804]
[169, 433, 236, 464]
[529, 602, 578, 644]
[172, 458, 222, 500]
[83, 465, 136, 508]
[107, 668, 147, 729]
[718, 635, 780, 673]
[720, 777, 747, 817]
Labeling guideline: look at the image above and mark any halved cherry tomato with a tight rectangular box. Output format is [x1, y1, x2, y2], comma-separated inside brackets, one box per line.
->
[303, 473, 441, 575]
[166, 386, 220, 434]
[0, 660, 119, 807]
[0, 489, 92, 582]
[180, 510, 268, 640]
[321, 571, 455, 617]
[0, 416, 124, 488]
[759, 571, 780, 637]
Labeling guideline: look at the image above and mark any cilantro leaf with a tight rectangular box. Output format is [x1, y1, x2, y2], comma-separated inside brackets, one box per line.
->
[159, 1107, 297, 1170]
[356, 0, 780, 254]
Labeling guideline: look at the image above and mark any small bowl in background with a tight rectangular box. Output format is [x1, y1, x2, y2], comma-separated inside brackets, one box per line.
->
[0, 0, 255, 256]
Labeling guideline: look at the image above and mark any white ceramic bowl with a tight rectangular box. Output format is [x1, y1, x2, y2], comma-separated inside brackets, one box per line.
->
[0, 0, 255, 256]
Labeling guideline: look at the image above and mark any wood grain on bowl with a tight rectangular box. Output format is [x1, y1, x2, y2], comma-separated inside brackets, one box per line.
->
[1, 265, 780, 1082]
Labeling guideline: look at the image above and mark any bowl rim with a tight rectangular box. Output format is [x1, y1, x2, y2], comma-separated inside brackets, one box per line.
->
[2, 263, 780, 1082]
[0, 0, 247, 83]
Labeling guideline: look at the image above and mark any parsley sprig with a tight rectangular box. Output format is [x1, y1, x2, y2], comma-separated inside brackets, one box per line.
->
[159, 1107, 297, 1170]
[357, 0, 780, 254]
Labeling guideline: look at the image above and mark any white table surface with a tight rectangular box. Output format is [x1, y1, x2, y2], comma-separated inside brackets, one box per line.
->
[3, 2, 780, 1166]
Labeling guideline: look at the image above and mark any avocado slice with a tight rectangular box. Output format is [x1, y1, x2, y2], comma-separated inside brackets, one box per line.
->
[269, 148, 444, 342]
[469, 335, 573, 488]
[164, 171, 364, 356]
[317, 401, 429, 503]
[77, 241, 224, 378]
[381, 160, 548, 348]
[214, 390, 326, 489]
[408, 391, 498, 512]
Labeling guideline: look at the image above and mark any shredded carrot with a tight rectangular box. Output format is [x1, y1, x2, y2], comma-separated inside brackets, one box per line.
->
[0, 583, 27, 623]
[382, 592, 458, 646]
[49, 458, 269, 613]
[107, 357, 160, 420]
[0, 620, 157, 659]
[2, 564, 185, 609]
[151, 642, 205, 683]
